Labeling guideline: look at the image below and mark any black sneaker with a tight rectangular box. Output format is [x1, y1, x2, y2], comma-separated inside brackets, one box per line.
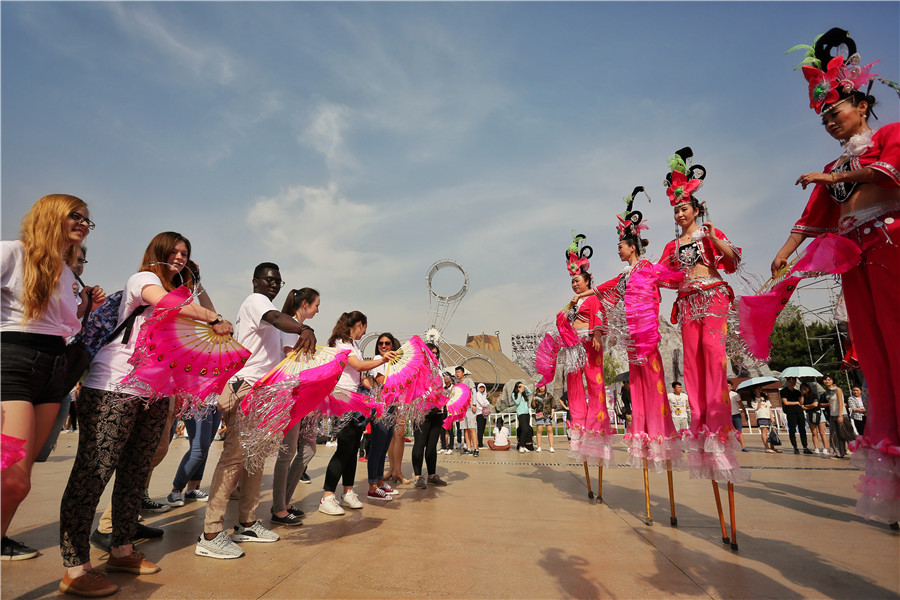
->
[136, 523, 164, 539]
[1, 537, 38, 561]
[803, 448, 814, 455]
[141, 493, 172, 514]
[428, 475, 448, 486]
[299, 472, 311, 484]
[89, 529, 112, 553]
[287, 506, 305, 517]
[793, 448, 800, 455]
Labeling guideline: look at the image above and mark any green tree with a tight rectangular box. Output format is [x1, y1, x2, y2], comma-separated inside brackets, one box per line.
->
[604, 352, 624, 385]
[768, 303, 842, 375]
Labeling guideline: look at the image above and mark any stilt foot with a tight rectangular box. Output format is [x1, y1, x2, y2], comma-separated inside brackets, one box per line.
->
[890, 522, 899, 531]
[730, 542, 739, 551]
[596, 496, 603, 504]
[644, 518, 653, 526]
[722, 536, 730, 545]
[670, 517, 678, 527]
[587, 491, 594, 499]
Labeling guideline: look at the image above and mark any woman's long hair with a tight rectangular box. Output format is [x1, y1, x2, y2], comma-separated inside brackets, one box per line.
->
[139, 232, 195, 292]
[20, 194, 88, 323]
[281, 287, 319, 317]
[328, 311, 367, 347]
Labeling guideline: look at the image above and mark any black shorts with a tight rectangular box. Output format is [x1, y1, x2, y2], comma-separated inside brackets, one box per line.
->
[1, 338, 68, 405]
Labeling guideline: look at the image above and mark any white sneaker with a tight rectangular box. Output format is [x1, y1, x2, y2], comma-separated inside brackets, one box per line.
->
[535, 447, 542, 452]
[341, 491, 363, 509]
[814, 448, 821, 454]
[195, 531, 244, 559]
[549, 448, 555, 453]
[318, 495, 345, 516]
[230, 520, 279, 543]
[523, 447, 531, 453]
[519, 448, 526, 454]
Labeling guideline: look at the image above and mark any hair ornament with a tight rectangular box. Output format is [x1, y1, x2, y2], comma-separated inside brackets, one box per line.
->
[788, 28, 884, 114]
[565, 231, 592, 277]
[617, 185, 651, 246]
[664, 147, 705, 206]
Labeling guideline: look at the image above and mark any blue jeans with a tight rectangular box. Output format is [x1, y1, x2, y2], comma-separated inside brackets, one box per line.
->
[172, 407, 221, 490]
[367, 419, 394, 484]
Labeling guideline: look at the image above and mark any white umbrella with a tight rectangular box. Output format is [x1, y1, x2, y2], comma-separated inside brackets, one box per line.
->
[781, 366, 823, 378]
[736, 376, 780, 391]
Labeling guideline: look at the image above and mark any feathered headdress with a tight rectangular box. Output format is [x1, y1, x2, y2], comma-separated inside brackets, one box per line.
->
[787, 27, 891, 115]
[664, 147, 706, 206]
[616, 186, 651, 253]
[565, 231, 592, 277]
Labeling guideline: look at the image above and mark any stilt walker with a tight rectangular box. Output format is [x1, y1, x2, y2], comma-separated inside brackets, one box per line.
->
[583, 186, 686, 525]
[540, 234, 616, 502]
[657, 150, 750, 549]
[768, 27, 900, 528]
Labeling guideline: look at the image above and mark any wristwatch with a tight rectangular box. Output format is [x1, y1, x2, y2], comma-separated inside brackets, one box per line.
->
[209, 314, 224, 326]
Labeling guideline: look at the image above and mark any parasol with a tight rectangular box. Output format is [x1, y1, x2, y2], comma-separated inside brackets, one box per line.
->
[736, 376, 780, 391]
[125, 286, 250, 413]
[780, 366, 823, 378]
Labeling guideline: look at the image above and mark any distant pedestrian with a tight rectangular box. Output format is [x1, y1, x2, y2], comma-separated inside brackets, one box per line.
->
[847, 386, 867, 437]
[667, 382, 690, 432]
[751, 387, 780, 454]
[728, 380, 748, 452]
[780, 377, 811, 455]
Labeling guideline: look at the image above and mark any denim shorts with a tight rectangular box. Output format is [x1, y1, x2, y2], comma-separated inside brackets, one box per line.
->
[535, 418, 552, 426]
[1, 339, 68, 405]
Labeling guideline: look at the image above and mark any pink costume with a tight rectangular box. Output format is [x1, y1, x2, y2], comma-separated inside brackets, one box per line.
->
[595, 260, 684, 473]
[657, 147, 749, 483]
[791, 122, 900, 523]
[561, 295, 615, 466]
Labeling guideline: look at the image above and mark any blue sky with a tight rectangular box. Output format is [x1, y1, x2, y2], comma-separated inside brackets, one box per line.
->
[3, 2, 898, 355]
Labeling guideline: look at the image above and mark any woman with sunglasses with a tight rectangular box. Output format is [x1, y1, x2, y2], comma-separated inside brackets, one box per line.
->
[2, 196, 105, 562]
[365, 333, 402, 500]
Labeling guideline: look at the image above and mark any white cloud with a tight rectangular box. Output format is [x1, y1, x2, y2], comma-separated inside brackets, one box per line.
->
[106, 3, 236, 85]
[298, 103, 358, 178]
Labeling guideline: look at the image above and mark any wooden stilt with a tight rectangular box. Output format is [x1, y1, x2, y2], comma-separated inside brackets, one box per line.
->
[712, 481, 730, 544]
[728, 482, 738, 551]
[666, 460, 677, 527]
[642, 459, 652, 525]
[583, 461, 594, 500]
[597, 465, 603, 504]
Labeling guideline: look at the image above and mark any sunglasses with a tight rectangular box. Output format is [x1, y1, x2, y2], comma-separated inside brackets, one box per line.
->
[260, 277, 285, 288]
[76, 258, 88, 265]
[69, 211, 96, 230]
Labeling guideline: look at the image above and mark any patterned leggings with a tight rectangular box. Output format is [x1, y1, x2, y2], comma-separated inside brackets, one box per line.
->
[59, 387, 167, 567]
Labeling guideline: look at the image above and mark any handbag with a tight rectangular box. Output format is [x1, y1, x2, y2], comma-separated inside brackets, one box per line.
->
[838, 418, 858, 443]
[481, 406, 491, 417]
[767, 428, 782, 447]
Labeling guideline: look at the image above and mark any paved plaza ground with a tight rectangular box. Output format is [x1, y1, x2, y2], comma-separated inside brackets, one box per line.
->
[2, 431, 898, 600]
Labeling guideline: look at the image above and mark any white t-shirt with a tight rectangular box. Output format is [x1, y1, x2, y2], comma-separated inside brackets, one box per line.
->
[334, 339, 362, 394]
[232, 293, 282, 385]
[369, 361, 387, 382]
[280, 320, 300, 354]
[494, 426, 509, 446]
[668, 392, 689, 417]
[729, 391, 742, 415]
[84, 271, 162, 395]
[1, 240, 81, 337]
[752, 398, 772, 420]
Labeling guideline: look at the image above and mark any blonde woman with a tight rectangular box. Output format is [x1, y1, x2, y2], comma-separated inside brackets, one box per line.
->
[1, 195, 105, 561]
